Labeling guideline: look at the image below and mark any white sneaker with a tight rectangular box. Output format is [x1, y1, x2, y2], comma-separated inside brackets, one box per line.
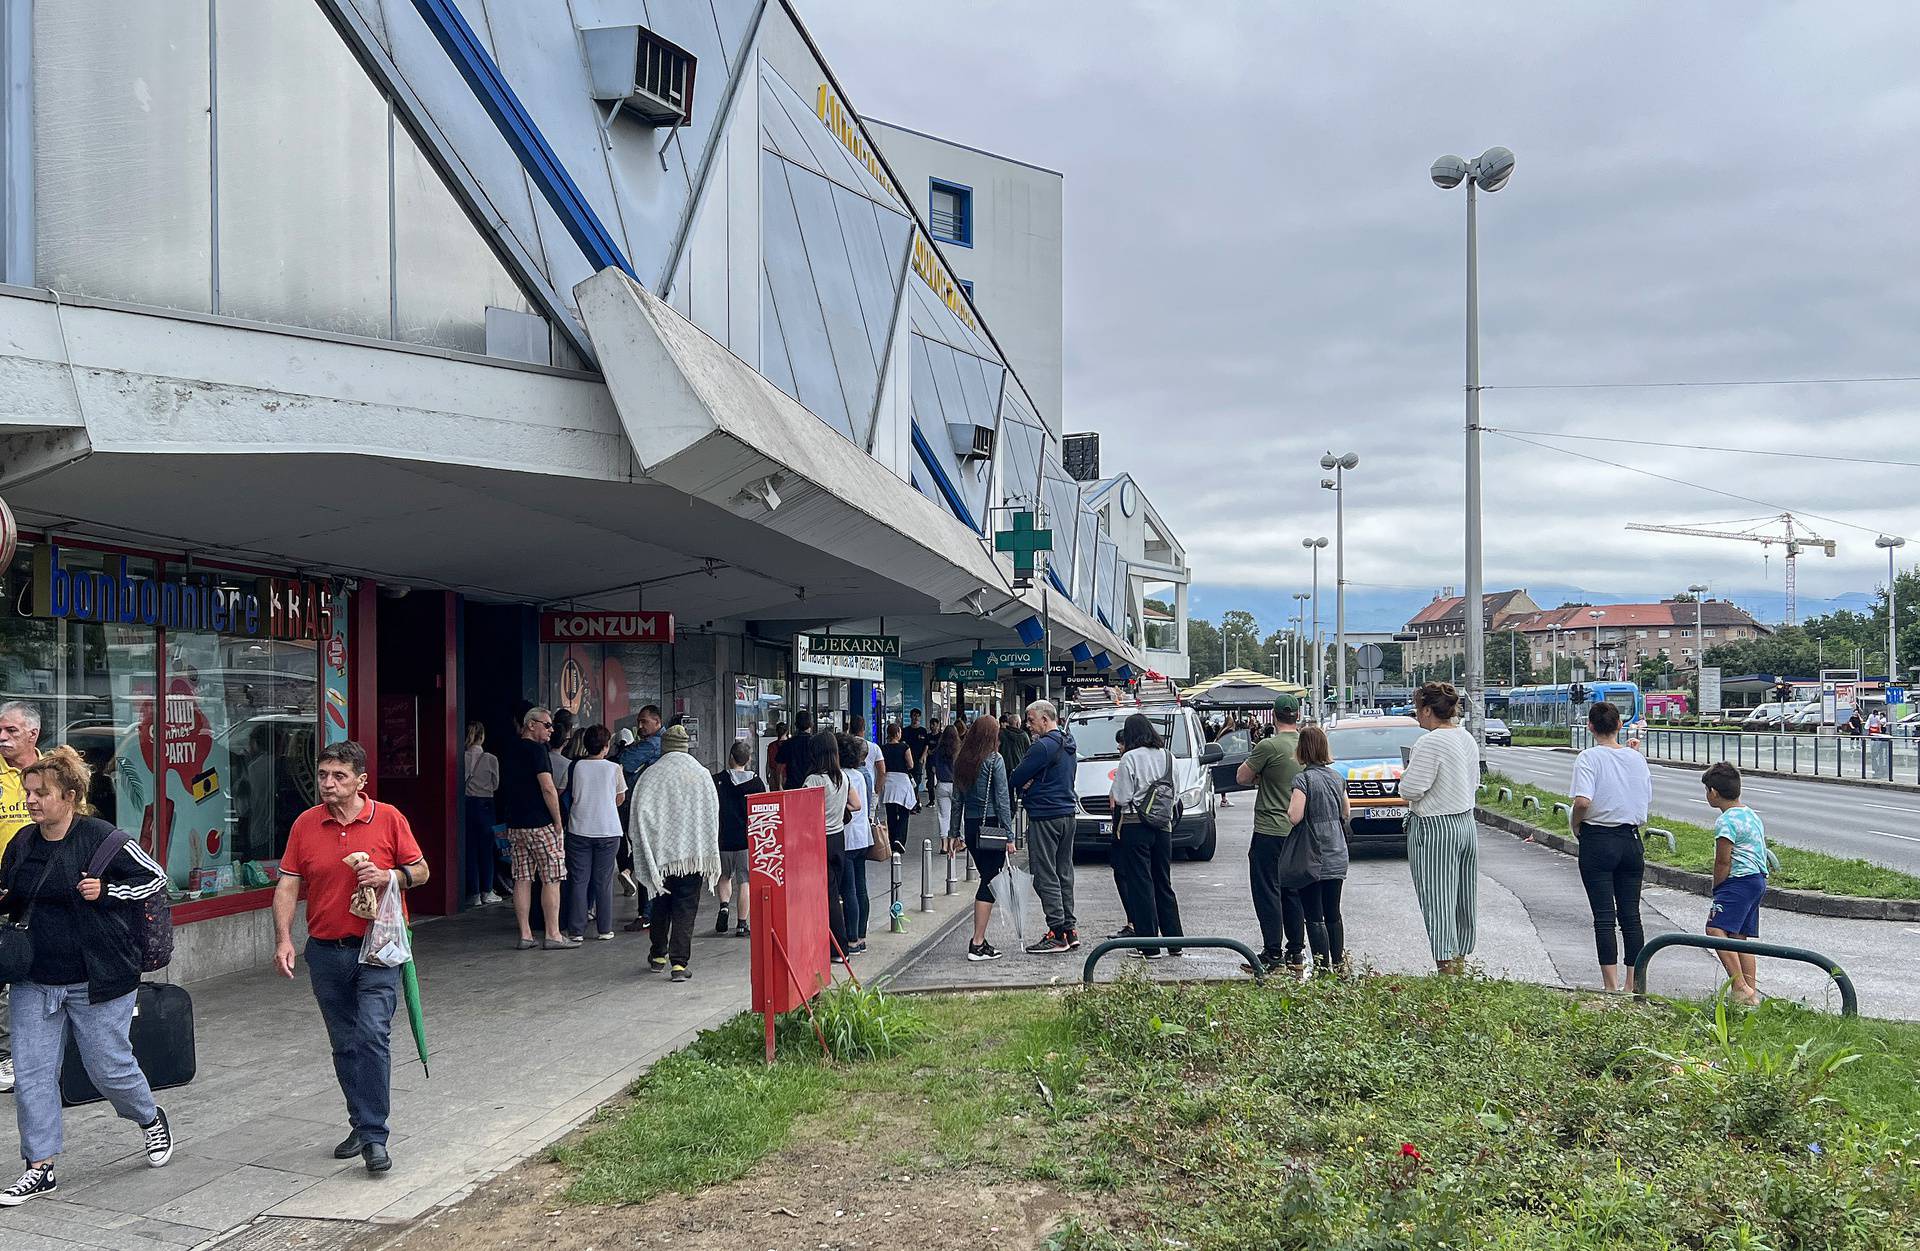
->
[0, 1058, 13, 1093]
[480, 892, 503, 904]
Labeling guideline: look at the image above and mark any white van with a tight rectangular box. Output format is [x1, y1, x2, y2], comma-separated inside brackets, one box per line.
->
[1065, 704, 1221, 860]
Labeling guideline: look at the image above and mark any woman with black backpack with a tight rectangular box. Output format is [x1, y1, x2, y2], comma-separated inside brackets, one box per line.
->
[0, 746, 173, 1205]
[1109, 714, 1185, 959]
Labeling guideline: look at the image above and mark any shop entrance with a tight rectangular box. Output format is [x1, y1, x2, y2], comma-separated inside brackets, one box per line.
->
[374, 590, 458, 916]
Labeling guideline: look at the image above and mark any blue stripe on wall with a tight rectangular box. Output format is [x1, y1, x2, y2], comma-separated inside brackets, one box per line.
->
[409, 0, 634, 279]
[910, 420, 981, 533]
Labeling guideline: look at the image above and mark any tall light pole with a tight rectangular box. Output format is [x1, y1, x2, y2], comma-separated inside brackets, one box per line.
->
[1687, 583, 1710, 693]
[1588, 609, 1605, 684]
[1291, 592, 1311, 685]
[1303, 538, 1328, 719]
[1877, 536, 1905, 692]
[1321, 451, 1360, 716]
[1431, 146, 1515, 749]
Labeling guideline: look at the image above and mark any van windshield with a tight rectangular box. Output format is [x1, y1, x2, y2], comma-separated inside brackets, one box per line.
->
[1069, 712, 1189, 760]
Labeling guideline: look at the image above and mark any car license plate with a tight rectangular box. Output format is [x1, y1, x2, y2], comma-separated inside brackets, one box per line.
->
[1097, 821, 1110, 835]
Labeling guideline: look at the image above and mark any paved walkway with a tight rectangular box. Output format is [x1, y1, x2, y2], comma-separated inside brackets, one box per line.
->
[6, 810, 965, 1251]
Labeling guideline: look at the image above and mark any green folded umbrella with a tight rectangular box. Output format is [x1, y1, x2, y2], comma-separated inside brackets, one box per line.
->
[400, 931, 429, 1077]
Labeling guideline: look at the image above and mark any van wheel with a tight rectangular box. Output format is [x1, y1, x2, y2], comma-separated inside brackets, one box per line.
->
[1187, 816, 1218, 862]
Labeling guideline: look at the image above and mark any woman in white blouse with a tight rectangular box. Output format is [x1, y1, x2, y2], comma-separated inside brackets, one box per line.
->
[1395, 683, 1481, 973]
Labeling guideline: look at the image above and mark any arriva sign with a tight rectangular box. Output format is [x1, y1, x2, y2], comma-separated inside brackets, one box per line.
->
[973, 647, 1045, 671]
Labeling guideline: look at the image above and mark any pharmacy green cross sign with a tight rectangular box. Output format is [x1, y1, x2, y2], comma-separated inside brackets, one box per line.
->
[994, 510, 1052, 587]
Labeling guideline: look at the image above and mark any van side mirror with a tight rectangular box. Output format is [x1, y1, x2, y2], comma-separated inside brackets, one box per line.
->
[1200, 743, 1223, 764]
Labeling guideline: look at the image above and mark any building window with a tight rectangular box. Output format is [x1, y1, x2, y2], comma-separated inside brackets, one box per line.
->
[1705, 628, 1717, 638]
[1680, 628, 1693, 638]
[958, 278, 974, 299]
[929, 178, 972, 247]
[1635, 629, 1647, 639]
[1658, 629, 1671, 639]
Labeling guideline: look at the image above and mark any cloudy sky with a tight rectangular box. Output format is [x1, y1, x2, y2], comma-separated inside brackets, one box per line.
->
[800, 1, 1920, 624]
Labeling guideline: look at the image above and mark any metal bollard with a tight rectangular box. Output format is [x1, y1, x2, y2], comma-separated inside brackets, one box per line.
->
[920, 838, 934, 912]
[890, 850, 904, 933]
[945, 848, 956, 895]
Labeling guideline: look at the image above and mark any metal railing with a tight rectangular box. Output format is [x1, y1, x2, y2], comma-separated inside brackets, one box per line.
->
[1632, 932, 1858, 1017]
[1082, 935, 1266, 982]
[1574, 725, 1916, 785]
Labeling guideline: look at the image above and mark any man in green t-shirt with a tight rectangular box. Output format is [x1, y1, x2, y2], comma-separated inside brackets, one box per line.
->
[1236, 695, 1305, 971]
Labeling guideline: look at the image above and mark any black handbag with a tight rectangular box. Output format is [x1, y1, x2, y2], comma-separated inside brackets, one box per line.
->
[972, 759, 1012, 851]
[0, 835, 71, 985]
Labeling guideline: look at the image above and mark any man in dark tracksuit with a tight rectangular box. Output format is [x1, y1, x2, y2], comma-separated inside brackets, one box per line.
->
[1011, 701, 1079, 954]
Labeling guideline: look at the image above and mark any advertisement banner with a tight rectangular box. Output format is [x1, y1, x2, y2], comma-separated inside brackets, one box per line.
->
[1698, 666, 1722, 715]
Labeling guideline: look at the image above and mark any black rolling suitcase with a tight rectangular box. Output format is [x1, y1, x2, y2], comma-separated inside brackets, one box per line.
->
[61, 981, 197, 1107]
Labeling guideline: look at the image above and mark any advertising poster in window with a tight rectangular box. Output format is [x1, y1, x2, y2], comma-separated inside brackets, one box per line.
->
[155, 637, 235, 896]
[323, 587, 351, 745]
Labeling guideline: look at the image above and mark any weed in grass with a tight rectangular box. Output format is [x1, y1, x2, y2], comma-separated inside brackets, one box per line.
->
[809, 977, 925, 1061]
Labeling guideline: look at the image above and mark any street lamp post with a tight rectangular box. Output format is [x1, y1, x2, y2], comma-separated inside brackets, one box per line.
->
[1320, 452, 1360, 715]
[1878, 537, 1905, 694]
[1303, 538, 1328, 720]
[1687, 584, 1710, 699]
[1588, 609, 1605, 684]
[1431, 146, 1515, 751]
[1292, 592, 1311, 685]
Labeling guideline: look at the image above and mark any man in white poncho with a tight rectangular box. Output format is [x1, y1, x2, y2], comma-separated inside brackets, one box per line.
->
[628, 724, 720, 981]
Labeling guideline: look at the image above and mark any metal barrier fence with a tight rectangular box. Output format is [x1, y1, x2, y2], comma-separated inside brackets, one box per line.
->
[1633, 932, 1858, 1017]
[1573, 725, 1917, 785]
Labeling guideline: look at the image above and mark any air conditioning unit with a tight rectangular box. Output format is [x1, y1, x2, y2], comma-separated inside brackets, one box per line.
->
[949, 421, 995, 462]
[580, 25, 696, 127]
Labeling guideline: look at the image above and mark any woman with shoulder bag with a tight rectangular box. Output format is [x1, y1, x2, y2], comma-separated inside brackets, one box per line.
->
[946, 715, 1016, 962]
[1109, 714, 1185, 960]
[801, 730, 858, 960]
[880, 723, 917, 847]
[0, 747, 173, 1205]
[1284, 725, 1350, 975]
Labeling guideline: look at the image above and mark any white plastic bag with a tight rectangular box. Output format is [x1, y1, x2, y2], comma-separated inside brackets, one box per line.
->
[359, 871, 412, 968]
[988, 861, 1039, 949]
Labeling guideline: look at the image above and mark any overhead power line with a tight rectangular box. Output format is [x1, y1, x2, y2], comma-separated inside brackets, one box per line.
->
[1485, 431, 1889, 538]
[1481, 374, 1920, 392]
[1485, 427, 1920, 472]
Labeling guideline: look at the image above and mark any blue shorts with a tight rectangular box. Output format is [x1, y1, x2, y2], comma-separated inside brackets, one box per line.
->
[1708, 873, 1766, 937]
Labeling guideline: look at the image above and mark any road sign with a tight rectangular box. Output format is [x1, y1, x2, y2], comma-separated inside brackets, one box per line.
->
[1889, 685, 1908, 705]
[1699, 666, 1722, 714]
[1355, 643, 1384, 668]
[1357, 666, 1384, 684]
[803, 633, 900, 658]
[993, 510, 1052, 584]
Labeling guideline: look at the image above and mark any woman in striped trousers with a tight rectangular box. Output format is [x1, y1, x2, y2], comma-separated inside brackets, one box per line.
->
[1396, 683, 1482, 973]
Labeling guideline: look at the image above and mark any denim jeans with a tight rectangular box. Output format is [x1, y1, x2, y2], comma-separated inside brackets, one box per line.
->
[305, 940, 400, 1146]
[563, 835, 619, 936]
[11, 981, 156, 1163]
[463, 796, 496, 900]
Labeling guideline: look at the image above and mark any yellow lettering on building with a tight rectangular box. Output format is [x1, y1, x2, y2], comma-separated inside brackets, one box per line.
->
[815, 84, 979, 334]
[911, 232, 980, 333]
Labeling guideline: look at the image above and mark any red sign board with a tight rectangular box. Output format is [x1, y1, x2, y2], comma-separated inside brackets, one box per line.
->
[538, 610, 675, 645]
[748, 788, 830, 1061]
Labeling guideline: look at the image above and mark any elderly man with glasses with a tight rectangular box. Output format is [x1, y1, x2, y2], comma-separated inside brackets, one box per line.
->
[501, 707, 575, 949]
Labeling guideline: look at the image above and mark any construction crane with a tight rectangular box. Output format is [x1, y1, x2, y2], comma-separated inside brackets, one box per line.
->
[1625, 513, 1835, 626]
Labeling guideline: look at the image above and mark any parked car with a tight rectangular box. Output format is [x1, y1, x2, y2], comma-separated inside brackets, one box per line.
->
[1069, 703, 1219, 861]
[1324, 716, 1426, 857]
[1482, 717, 1512, 747]
[1785, 702, 1825, 731]
[1740, 703, 1785, 730]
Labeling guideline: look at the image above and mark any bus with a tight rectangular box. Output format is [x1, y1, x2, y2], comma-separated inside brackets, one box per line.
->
[1504, 681, 1644, 729]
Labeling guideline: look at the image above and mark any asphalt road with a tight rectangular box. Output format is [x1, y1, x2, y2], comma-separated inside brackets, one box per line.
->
[1485, 745, 1920, 876]
[884, 802, 1920, 1022]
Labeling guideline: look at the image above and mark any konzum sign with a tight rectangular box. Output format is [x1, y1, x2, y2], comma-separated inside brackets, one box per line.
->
[539, 610, 676, 644]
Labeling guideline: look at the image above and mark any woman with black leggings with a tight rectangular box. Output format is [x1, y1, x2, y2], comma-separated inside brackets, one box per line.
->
[1285, 725, 1350, 974]
[1568, 700, 1653, 991]
[946, 714, 1015, 962]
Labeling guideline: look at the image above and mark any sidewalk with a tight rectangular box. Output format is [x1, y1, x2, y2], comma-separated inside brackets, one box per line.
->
[6, 810, 966, 1251]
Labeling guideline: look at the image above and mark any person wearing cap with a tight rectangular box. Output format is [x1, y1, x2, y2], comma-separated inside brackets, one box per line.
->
[1236, 694, 1307, 974]
[626, 724, 720, 981]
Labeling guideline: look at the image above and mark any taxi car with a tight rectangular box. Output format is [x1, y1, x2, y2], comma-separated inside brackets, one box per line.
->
[1323, 715, 1426, 855]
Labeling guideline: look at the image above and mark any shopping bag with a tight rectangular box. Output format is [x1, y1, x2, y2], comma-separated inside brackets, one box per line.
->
[359, 872, 413, 968]
[988, 861, 1039, 949]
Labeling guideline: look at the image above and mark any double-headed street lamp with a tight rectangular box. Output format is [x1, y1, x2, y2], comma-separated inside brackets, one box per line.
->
[1321, 451, 1360, 715]
[1303, 537, 1329, 719]
[1587, 608, 1605, 683]
[1431, 145, 1515, 748]
[1877, 536, 1906, 689]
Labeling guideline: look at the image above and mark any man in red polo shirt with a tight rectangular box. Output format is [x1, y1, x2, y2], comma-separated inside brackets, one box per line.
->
[272, 740, 428, 1175]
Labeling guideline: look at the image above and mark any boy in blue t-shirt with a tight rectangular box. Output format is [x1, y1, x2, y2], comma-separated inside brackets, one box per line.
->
[1702, 762, 1768, 1006]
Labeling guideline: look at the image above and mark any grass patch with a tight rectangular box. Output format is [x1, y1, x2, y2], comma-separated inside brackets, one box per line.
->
[1480, 770, 1920, 900]
[557, 976, 1920, 1249]
[1509, 727, 1573, 746]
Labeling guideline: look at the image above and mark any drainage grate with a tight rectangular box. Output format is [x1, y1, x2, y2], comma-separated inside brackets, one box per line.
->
[199, 1217, 368, 1251]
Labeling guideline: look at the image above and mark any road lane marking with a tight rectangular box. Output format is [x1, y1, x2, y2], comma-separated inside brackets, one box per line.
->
[1869, 830, 1920, 843]
[1864, 802, 1911, 812]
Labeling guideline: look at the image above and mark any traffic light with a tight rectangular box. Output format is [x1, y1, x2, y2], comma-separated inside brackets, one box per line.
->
[1772, 682, 1792, 704]
[1570, 682, 1587, 704]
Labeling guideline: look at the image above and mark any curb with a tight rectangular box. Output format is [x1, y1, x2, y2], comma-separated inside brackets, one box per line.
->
[1476, 808, 1920, 923]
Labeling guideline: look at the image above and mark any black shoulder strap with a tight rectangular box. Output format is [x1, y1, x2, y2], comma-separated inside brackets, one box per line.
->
[86, 828, 135, 879]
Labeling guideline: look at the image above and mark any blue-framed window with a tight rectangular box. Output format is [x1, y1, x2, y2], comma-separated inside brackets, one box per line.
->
[929, 177, 972, 247]
[958, 278, 974, 298]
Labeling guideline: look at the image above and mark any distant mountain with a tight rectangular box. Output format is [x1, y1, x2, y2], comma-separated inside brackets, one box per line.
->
[1186, 582, 1879, 636]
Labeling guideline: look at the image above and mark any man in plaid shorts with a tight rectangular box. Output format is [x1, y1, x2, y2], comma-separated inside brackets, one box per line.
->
[500, 707, 575, 949]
